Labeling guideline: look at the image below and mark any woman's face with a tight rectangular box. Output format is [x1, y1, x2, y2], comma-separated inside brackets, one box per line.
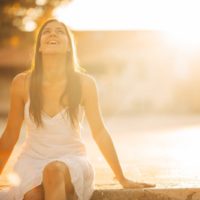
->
[39, 21, 70, 55]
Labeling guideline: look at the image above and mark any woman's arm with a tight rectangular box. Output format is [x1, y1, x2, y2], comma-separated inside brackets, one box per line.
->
[81, 74, 155, 188]
[0, 73, 26, 174]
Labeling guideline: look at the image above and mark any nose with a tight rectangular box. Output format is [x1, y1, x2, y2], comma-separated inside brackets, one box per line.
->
[49, 30, 57, 37]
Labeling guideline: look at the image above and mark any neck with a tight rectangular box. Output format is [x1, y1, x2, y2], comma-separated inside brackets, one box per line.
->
[42, 54, 67, 83]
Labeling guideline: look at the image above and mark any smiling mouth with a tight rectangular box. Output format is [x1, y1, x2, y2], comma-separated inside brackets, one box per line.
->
[47, 40, 59, 45]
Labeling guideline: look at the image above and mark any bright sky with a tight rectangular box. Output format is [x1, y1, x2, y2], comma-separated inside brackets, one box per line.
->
[53, 0, 200, 47]
[53, 0, 200, 31]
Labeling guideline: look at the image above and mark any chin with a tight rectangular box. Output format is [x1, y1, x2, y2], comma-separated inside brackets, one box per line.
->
[43, 50, 65, 54]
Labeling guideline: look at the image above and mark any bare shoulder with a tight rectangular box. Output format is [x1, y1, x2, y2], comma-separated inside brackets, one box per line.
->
[78, 72, 97, 90]
[77, 73, 97, 105]
[11, 72, 30, 103]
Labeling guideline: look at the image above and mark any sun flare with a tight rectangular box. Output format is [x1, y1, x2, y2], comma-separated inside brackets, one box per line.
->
[53, 0, 200, 49]
[7, 172, 21, 186]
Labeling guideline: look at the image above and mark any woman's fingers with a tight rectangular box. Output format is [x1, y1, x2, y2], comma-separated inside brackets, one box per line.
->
[122, 179, 156, 189]
[141, 183, 156, 188]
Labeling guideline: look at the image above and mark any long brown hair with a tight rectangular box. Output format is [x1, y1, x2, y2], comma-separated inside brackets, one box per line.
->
[29, 19, 85, 128]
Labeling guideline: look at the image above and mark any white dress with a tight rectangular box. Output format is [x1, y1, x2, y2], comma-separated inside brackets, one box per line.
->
[0, 99, 95, 200]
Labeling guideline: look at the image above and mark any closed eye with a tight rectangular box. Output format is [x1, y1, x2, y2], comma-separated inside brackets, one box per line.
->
[57, 30, 65, 34]
[43, 30, 50, 34]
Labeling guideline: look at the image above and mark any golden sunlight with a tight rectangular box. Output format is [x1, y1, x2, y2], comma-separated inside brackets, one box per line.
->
[163, 29, 200, 49]
[6, 172, 21, 186]
[53, 0, 199, 30]
[53, 0, 200, 49]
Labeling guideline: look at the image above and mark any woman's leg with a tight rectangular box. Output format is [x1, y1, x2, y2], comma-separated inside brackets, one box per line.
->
[42, 161, 75, 200]
[23, 184, 44, 200]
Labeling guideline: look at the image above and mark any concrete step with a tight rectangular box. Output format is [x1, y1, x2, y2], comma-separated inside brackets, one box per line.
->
[90, 188, 200, 200]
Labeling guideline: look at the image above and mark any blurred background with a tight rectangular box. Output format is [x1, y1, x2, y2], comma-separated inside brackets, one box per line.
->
[1, 0, 200, 188]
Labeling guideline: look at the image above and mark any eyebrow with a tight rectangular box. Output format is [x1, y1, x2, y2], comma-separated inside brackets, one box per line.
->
[43, 27, 65, 30]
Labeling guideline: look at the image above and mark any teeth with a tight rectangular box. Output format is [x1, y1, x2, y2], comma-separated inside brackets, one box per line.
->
[48, 40, 57, 44]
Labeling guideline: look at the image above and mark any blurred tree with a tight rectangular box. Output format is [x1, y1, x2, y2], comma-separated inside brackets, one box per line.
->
[0, 0, 71, 47]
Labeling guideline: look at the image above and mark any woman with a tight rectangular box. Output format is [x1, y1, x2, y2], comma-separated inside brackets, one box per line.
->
[0, 19, 155, 200]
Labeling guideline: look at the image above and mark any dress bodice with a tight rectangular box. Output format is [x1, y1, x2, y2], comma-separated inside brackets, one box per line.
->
[20, 99, 87, 159]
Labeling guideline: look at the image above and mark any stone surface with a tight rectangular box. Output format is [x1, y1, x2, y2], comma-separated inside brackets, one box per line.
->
[90, 188, 200, 200]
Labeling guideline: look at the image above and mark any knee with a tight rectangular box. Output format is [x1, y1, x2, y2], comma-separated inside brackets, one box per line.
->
[42, 161, 74, 194]
[43, 161, 67, 179]
[23, 185, 44, 200]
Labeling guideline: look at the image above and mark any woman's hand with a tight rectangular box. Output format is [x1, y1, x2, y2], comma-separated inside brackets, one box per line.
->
[118, 177, 156, 189]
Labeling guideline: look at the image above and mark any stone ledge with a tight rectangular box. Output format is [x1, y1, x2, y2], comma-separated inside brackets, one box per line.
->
[90, 188, 200, 200]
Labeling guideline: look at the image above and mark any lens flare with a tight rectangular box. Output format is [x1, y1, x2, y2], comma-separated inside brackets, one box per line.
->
[7, 172, 21, 186]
